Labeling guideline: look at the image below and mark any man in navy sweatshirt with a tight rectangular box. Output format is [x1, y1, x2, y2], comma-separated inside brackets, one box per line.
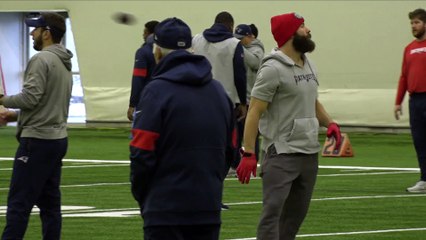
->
[129, 17, 236, 240]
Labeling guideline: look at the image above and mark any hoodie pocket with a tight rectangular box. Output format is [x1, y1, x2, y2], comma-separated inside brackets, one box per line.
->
[285, 118, 319, 151]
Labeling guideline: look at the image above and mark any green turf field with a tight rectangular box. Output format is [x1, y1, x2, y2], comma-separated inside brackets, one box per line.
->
[0, 126, 425, 239]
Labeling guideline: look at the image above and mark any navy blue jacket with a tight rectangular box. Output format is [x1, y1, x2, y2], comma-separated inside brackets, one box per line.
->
[203, 23, 247, 105]
[129, 35, 156, 108]
[130, 50, 236, 227]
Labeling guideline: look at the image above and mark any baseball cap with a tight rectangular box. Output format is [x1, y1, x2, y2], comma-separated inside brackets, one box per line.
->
[270, 12, 304, 48]
[234, 24, 252, 39]
[154, 17, 192, 50]
[25, 12, 66, 37]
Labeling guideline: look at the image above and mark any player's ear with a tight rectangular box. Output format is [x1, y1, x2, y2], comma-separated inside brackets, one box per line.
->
[42, 29, 52, 40]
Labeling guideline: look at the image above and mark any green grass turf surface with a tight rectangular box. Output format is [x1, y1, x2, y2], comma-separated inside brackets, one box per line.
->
[0, 126, 425, 239]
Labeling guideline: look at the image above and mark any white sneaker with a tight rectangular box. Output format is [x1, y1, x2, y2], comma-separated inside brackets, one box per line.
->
[226, 168, 237, 178]
[406, 181, 426, 193]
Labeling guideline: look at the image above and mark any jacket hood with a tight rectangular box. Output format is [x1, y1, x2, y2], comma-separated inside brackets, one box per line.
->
[144, 34, 155, 47]
[151, 50, 212, 86]
[44, 44, 73, 71]
[202, 23, 234, 43]
[262, 49, 309, 67]
[247, 38, 265, 52]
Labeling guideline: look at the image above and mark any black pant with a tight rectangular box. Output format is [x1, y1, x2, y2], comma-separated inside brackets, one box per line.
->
[409, 93, 426, 181]
[144, 224, 220, 240]
[2, 137, 67, 240]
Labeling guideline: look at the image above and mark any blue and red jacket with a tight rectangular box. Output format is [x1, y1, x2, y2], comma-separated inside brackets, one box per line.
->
[130, 50, 236, 227]
[129, 35, 156, 108]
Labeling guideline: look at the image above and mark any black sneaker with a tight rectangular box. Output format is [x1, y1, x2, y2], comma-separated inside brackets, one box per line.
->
[221, 203, 230, 210]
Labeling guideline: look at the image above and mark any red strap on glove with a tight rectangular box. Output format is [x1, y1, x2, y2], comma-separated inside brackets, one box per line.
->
[236, 149, 257, 184]
[327, 122, 342, 150]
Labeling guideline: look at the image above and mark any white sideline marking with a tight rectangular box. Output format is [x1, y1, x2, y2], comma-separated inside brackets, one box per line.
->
[63, 210, 139, 218]
[61, 164, 128, 169]
[0, 164, 128, 171]
[61, 182, 129, 188]
[0, 206, 94, 215]
[319, 165, 419, 171]
[0, 182, 129, 191]
[317, 170, 418, 177]
[0, 157, 420, 171]
[1, 194, 425, 218]
[225, 170, 418, 180]
[0, 157, 128, 164]
[227, 227, 426, 239]
[64, 159, 129, 164]
[226, 194, 426, 206]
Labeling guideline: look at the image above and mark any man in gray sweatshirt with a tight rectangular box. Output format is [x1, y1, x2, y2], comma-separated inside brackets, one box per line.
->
[0, 12, 73, 240]
[237, 13, 342, 240]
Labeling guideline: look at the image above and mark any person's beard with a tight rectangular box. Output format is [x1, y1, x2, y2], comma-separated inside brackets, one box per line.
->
[33, 34, 43, 51]
[292, 33, 315, 53]
[413, 27, 426, 39]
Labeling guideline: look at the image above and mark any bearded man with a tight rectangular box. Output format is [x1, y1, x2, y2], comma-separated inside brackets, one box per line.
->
[236, 12, 342, 240]
[394, 8, 426, 193]
[0, 12, 73, 239]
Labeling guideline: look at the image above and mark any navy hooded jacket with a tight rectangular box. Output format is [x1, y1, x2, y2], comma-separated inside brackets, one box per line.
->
[130, 50, 236, 227]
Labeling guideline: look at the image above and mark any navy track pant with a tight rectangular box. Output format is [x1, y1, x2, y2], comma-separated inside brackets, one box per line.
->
[409, 93, 426, 181]
[2, 137, 67, 240]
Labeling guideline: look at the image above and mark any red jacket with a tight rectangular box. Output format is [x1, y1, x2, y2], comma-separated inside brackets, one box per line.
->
[396, 39, 426, 105]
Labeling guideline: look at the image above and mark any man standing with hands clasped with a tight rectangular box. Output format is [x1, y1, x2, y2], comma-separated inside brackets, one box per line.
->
[236, 12, 341, 240]
[0, 12, 73, 240]
[394, 8, 426, 193]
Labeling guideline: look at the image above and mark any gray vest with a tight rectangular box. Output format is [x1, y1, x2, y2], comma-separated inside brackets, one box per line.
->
[192, 34, 240, 104]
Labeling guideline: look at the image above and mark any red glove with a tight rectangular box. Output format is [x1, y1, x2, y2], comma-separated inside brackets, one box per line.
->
[236, 149, 257, 184]
[327, 122, 342, 150]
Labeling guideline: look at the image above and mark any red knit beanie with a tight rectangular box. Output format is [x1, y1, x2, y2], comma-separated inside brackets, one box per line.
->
[270, 12, 304, 48]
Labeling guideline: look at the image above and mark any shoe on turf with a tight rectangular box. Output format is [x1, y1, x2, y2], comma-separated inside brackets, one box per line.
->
[406, 181, 426, 193]
[226, 168, 237, 178]
[221, 203, 230, 210]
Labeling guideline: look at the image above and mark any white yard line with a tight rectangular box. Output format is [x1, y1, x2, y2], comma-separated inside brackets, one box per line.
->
[61, 164, 128, 169]
[227, 227, 426, 240]
[61, 182, 129, 188]
[1, 194, 425, 218]
[319, 165, 419, 171]
[0, 157, 420, 171]
[0, 164, 128, 171]
[226, 193, 426, 206]
[0, 157, 128, 164]
[0, 182, 130, 191]
[317, 171, 418, 177]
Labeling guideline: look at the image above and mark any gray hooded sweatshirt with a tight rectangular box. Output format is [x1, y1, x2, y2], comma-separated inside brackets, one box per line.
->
[3, 44, 73, 139]
[251, 50, 321, 154]
[244, 38, 265, 102]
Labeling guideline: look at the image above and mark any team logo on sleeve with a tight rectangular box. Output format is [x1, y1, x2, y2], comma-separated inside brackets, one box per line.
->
[410, 47, 426, 54]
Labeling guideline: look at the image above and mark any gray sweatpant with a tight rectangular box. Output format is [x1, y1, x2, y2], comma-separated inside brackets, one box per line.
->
[257, 145, 318, 240]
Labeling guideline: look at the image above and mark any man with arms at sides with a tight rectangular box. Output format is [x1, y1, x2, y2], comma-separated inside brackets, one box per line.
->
[192, 11, 247, 174]
[0, 12, 73, 240]
[127, 20, 159, 121]
[234, 23, 265, 160]
[236, 13, 342, 240]
[394, 8, 426, 193]
[245, 23, 265, 106]
[129, 17, 235, 240]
